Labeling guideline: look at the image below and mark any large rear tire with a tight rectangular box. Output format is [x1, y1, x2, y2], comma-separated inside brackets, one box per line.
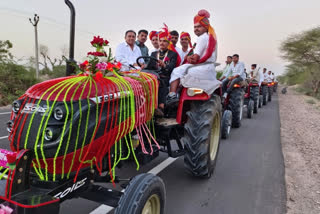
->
[183, 95, 222, 178]
[258, 95, 263, 108]
[251, 87, 259, 113]
[115, 173, 165, 214]
[229, 88, 244, 128]
[262, 85, 268, 105]
[221, 110, 232, 139]
[268, 86, 272, 101]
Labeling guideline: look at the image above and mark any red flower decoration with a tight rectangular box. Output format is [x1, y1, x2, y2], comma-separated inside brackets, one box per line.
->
[164, 57, 170, 62]
[95, 71, 103, 79]
[80, 60, 89, 70]
[115, 62, 122, 70]
[104, 39, 109, 46]
[6, 153, 16, 164]
[107, 62, 114, 72]
[91, 36, 104, 47]
[87, 52, 106, 57]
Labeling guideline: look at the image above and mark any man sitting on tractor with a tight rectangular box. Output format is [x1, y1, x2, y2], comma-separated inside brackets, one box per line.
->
[115, 30, 145, 71]
[219, 56, 233, 82]
[250, 64, 261, 85]
[222, 54, 245, 98]
[267, 70, 273, 83]
[147, 31, 178, 116]
[180, 32, 193, 62]
[167, 9, 220, 104]
[262, 68, 268, 81]
[149, 31, 160, 54]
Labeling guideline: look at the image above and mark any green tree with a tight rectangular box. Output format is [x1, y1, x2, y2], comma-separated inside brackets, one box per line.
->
[0, 40, 13, 62]
[280, 27, 320, 95]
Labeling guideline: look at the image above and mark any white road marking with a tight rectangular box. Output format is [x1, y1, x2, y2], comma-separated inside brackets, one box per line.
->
[0, 112, 11, 115]
[0, 136, 8, 140]
[89, 157, 178, 214]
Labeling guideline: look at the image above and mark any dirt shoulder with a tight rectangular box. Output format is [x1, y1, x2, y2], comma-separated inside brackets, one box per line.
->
[279, 86, 320, 214]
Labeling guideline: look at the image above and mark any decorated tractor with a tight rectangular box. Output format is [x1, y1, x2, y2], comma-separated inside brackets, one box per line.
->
[0, 2, 222, 214]
[267, 82, 275, 101]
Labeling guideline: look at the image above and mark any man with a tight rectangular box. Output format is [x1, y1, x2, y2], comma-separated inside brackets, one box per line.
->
[221, 54, 245, 98]
[149, 31, 159, 54]
[136, 29, 149, 57]
[272, 72, 277, 82]
[147, 31, 178, 115]
[262, 68, 268, 81]
[267, 70, 273, 82]
[115, 30, 144, 71]
[167, 9, 220, 103]
[170, 30, 184, 62]
[219, 56, 233, 81]
[180, 32, 193, 62]
[250, 64, 261, 85]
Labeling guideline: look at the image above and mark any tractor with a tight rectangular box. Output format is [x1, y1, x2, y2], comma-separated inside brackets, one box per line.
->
[0, 2, 222, 213]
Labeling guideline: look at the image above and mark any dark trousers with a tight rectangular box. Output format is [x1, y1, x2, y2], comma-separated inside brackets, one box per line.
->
[158, 76, 170, 105]
[222, 76, 244, 94]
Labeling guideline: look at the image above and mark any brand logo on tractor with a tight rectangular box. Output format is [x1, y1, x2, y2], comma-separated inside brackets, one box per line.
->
[23, 103, 48, 114]
[54, 177, 88, 199]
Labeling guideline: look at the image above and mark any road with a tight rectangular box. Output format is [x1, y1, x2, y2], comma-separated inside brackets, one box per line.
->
[0, 94, 286, 214]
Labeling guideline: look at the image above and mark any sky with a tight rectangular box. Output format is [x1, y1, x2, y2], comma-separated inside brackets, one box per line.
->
[0, 0, 320, 75]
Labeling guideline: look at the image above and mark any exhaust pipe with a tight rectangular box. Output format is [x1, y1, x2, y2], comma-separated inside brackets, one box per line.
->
[65, 0, 76, 76]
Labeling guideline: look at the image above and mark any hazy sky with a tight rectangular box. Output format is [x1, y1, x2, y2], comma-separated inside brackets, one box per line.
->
[1, 0, 320, 75]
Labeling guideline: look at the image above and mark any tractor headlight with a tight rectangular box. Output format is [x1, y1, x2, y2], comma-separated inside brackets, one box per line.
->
[54, 106, 65, 121]
[7, 120, 14, 133]
[187, 88, 204, 97]
[12, 100, 21, 113]
[44, 128, 53, 141]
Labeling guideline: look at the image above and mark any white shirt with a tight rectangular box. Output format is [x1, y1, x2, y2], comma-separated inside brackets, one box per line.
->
[115, 42, 143, 71]
[174, 46, 184, 65]
[149, 48, 159, 55]
[263, 72, 268, 81]
[266, 74, 273, 82]
[180, 48, 189, 62]
[227, 61, 245, 78]
[194, 33, 217, 63]
[259, 70, 264, 85]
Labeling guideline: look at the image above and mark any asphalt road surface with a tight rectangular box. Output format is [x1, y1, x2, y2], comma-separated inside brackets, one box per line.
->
[0, 94, 286, 214]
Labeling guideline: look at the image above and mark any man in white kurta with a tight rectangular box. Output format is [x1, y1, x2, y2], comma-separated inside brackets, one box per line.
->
[167, 9, 220, 103]
[115, 30, 144, 71]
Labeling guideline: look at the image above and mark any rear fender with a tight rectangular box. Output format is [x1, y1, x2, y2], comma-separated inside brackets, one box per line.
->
[176, 88, 218, 124]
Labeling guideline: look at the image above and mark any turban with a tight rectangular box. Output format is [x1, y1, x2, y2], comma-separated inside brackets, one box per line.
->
[158, 31, 170, 42]
[180, 32, 192, 48]
[194, 9, 211, 29]
[149, 31, 159, 40]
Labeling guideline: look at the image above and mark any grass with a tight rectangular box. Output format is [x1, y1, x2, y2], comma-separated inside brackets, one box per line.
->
[306, 99, 316, 105]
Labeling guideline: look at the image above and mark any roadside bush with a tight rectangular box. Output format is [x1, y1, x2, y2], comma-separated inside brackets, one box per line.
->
[0, 62, 38, 106]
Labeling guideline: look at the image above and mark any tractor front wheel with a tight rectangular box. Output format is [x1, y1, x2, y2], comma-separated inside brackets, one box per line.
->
[221, 110, 232, 139]
[115, 173, 165, 214]
[262, 85, 268, 105]
[183, 95, 222, 178]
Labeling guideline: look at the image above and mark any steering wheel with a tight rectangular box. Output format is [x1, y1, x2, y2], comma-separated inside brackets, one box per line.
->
[136, 56, 159, 68]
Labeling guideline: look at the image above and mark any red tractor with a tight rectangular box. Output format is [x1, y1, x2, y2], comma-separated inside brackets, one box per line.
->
[244, 80, 260, 117]
[260, 82, 269, 105]
[0, 15, 223, 213]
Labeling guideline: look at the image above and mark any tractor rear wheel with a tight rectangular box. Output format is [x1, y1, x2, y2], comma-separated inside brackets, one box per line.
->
[250, 87, 259, 113]
[268, 86, 272, 101]
[258, 95, 263, 108]
[183, 95, 222, 178]
[229, 88, 244, 128]
[262, 85, 268, 105]
[115, 173, 165, 214]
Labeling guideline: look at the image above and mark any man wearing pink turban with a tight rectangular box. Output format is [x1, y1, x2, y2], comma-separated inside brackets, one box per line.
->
[167, 9, 221, 104]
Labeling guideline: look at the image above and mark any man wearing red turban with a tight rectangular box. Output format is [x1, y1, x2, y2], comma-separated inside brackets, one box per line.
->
[149, 31, 160, 54]
[180, 32, 193, 63]
[146, 30, 178, 116]
[167, 9, 220, 104]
